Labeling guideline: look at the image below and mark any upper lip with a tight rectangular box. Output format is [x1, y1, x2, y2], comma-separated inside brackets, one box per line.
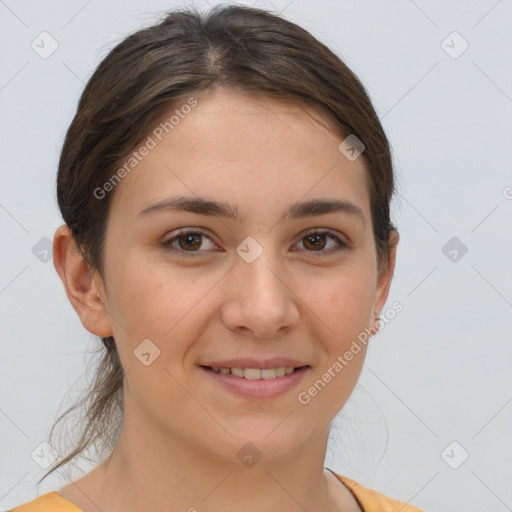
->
[200, 358, 309, 369]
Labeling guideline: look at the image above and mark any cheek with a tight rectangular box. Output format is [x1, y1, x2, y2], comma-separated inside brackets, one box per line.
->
[105, 256, 218, 356]
[297, 273, 373, 416]
[309, 263, 376, 341]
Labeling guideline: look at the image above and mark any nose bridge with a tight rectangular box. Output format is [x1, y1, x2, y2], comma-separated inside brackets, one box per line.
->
[235, 235, 286, 301]
[221, 235, 299, 336]
[253, 258, 283, 293]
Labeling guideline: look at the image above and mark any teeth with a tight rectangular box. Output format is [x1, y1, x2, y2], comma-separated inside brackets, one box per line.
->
[244, 368, 261, 380]
[210, 366, 301, 379]
[231, 367, 244, 377]
[261, 368, 276, 379]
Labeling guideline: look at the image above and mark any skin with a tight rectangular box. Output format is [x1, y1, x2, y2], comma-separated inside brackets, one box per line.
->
[54, 86, 398, 512]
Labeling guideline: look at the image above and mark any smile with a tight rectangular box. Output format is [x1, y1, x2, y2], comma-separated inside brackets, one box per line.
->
[200, 365, 310, 399]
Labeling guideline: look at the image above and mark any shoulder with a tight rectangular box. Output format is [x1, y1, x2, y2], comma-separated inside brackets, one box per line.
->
[8, 491, 83, 512]
[333, 472, 426, 512]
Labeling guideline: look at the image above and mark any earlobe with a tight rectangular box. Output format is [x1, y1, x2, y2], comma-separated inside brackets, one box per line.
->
[53, 224, 113, 337]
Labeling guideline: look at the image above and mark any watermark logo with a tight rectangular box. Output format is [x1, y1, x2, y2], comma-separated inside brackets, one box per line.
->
[441, 31, 469, 59]
[32, 236, 53, 263]
[134, 338, 161, 366]
[338, 134, 365, 161]
[441, 236, 468, 263]
[237, 442, 262, 468]
[236, 236, 264, 263]
[441, 441, 469, 469]
[31, 441, 60, 469]
[31, 31, 59, 59]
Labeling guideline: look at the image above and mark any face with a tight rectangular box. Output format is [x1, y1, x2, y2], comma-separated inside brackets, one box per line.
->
[86, 87, 396, 464]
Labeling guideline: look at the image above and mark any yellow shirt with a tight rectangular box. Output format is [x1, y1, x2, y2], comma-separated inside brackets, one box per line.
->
[8, 471, 424, 511]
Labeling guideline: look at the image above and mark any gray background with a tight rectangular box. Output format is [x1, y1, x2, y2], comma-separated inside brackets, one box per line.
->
[1, 0, 511, 510]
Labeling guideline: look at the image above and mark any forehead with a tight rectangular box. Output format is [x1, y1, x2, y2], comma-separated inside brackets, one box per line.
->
[107, 88, 371, 222]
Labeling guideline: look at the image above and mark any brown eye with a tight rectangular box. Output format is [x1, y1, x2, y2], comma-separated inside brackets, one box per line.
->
[177, 233, 202, 251]
[162, 229, 217, 256]
[303, 233, 327, 251]
[295, 229, 348, 255]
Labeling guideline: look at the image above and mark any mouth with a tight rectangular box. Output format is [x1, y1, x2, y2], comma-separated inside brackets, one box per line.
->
[199, 365, 311, 399]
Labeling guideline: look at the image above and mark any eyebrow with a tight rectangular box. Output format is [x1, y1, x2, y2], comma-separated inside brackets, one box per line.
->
[137, 196, 365, 226]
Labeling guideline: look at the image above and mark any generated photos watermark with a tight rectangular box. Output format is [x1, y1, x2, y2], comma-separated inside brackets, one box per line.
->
[93, 97, 198, 200]
[297, 301, 403, 405]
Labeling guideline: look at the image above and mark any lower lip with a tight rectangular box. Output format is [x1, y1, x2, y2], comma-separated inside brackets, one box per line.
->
[200, 366, 310, 399]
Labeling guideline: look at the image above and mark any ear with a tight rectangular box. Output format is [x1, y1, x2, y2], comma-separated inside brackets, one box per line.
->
[53, 224, 113, 337]
[370, 229, 399, 336]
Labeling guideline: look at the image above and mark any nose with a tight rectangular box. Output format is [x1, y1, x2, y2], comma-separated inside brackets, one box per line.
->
[220, 245, 300, 338]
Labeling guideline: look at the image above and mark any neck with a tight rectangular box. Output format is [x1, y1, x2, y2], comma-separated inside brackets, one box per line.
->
[60, 397, 352, 512]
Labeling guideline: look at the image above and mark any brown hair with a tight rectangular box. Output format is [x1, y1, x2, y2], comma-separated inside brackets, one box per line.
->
[40, 3, 397, 484]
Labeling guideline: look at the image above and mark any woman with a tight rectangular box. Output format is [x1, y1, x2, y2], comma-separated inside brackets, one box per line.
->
[10, 4, 424, 511]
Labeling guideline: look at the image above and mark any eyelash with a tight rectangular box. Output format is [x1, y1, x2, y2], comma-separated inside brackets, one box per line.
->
[162, 228, 349, 258]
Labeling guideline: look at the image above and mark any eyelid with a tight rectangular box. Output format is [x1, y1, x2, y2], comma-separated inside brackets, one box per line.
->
[293, 227, 350, 254]
[162, 226, 350, 256]
[299, 227, 349, 245]
[162, 228, 220, 256]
